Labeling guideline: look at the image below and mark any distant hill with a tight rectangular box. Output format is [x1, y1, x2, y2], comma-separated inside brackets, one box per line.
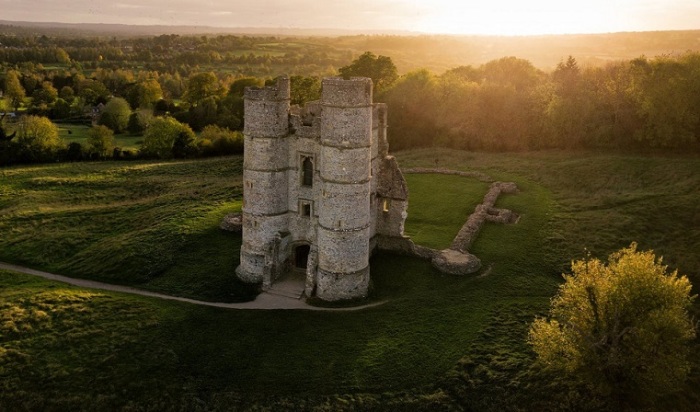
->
[0, 20, 416, 37]
[1, 20, 699, 71]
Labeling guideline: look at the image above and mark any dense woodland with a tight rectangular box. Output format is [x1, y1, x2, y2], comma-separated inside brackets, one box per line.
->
[1, 27, 700, 166]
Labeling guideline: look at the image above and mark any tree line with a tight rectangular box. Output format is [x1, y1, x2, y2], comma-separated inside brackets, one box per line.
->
[2, 50, 700, 167]
[379, 53, 700, 152]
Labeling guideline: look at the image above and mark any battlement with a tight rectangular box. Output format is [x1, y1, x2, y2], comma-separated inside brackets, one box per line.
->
[321, 77, 373, 107]
[245, 76, 291, 101]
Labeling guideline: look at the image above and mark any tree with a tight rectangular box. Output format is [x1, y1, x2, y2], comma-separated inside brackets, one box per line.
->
[127, 110, 151, 136]
[31, 81, 58, 108]
[528, 244, 696, 408]
[54, 48, 71, 64]
[128, 78, 163, 109]
[339, 52, 398, 94]
[59, 86, 75, 102]
[142, 116, 195, 158]
[290, 75, 321, 105]
[99, 97, 131, 134]
[76, 79, 109, 106]
[87, 125, 115, 159]
[183, 72, 222, 104]
[51, 98, 72, 119]
[15, 115, 63, 161]
[4, 70, 26, 111]
[171, 130, 198, 159]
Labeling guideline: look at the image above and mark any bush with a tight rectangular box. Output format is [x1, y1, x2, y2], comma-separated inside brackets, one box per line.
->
[15, 115, 63, 162]
[86, 125, 115, 159]
[142, 116, 196, 159]
[198, 124, 243, 157]
[98, 97, 131, 134]
[65, 142, 84, 161]
[528, 243, 696, 409]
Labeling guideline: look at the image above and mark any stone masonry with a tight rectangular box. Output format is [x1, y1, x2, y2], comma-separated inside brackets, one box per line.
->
[236, 76, 409, 302]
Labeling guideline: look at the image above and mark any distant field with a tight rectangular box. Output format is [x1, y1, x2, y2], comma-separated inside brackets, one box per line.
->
[58, 123, 143, 150]
[0, 150, 698, 410]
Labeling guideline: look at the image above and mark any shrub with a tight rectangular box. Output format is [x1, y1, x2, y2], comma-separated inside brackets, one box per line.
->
[529, 243, 696, 409]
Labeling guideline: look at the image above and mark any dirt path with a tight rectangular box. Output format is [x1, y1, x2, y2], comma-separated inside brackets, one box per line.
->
[0, 262, 385, 311]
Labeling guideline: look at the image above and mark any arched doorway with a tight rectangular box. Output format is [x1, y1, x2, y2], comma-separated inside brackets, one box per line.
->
[294, 244, 311, 270]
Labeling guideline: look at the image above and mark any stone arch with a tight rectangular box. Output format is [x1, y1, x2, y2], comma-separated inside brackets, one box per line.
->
[301, 156, 313, 187]
[290, 241, 312, 271]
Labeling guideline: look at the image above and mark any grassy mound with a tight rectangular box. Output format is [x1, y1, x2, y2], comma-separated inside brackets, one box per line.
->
[0, 158, 257, 302]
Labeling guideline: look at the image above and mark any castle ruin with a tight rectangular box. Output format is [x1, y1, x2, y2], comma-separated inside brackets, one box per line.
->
[235, 76, 409, 302]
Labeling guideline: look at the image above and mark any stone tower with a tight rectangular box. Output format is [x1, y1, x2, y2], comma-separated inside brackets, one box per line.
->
[236, 76, 409, 302]
[237, 77, 291, 284]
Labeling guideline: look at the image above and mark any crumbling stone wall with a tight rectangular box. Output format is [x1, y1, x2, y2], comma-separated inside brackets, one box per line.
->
[389, 170, 520, 276]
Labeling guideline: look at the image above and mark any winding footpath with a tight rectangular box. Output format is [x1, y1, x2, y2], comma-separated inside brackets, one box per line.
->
[0, 261, 385, 311]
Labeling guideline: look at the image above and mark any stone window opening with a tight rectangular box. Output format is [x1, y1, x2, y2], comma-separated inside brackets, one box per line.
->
[382, 199, 391, 213]
[301, 156, 314, 187]
[299, 199, 313, 217]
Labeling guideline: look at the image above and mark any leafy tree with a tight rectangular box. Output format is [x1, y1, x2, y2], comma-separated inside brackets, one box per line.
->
[381, 69, 439, 150]
[128, 78, 163, 109]
[171, 130, 198, 159]
[339, 51, 398, 93]
[54, 48, 71, 64]
[127, 111, 151, 136]
[290, 75, 321, 105]
[142, 116, 195, 158]
[218, 77, 263, 130]
[15, 115, 63, 161]
[31, 81, 58, 107]
[184, 72, 222, 104]
[187, 95, 218, 131]
[51, 98, 72, 119]
[87, 124, 115, 159]
[99, 97, 131, 134]
[59, 86, 75, 102]
[481, 56, 542, 91]
[528, 244, 696, 408]
[227, 77, 263, 98]
[4, 70, 26, 111]
[76, 79, 109, 106]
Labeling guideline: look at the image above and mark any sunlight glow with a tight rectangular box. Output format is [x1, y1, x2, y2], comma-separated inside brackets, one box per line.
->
[408, 0, 689, 35]
[1, 0, 698, 35]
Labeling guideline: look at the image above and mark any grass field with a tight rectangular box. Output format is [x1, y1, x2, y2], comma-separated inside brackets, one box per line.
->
[0, 150, 698, 410]
[58, 123, 144, 151]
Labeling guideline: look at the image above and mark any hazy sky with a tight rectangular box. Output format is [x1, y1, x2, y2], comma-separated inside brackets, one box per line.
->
[3, 0, 700, 35]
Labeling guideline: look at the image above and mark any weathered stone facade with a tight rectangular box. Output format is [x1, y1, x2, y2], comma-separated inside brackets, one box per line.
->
[236, 76, 409, 302]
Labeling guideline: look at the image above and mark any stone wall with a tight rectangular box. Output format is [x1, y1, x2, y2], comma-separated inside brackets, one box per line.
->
[378, 169, 519, 277]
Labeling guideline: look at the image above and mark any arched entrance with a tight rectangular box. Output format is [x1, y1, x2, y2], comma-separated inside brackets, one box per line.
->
[294, 244, 311, 270]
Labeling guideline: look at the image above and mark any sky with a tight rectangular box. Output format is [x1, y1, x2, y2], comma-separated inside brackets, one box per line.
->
[2, 0, 700, 36]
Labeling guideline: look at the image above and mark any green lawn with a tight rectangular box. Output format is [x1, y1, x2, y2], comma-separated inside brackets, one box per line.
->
[0, 150, 698, 410]
[58, 123, 143, 151]
[404, 173, 489, 249]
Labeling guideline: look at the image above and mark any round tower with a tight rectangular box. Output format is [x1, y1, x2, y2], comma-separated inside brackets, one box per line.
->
[236, 77, 291, 284]
[316, 77, 373, 301]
